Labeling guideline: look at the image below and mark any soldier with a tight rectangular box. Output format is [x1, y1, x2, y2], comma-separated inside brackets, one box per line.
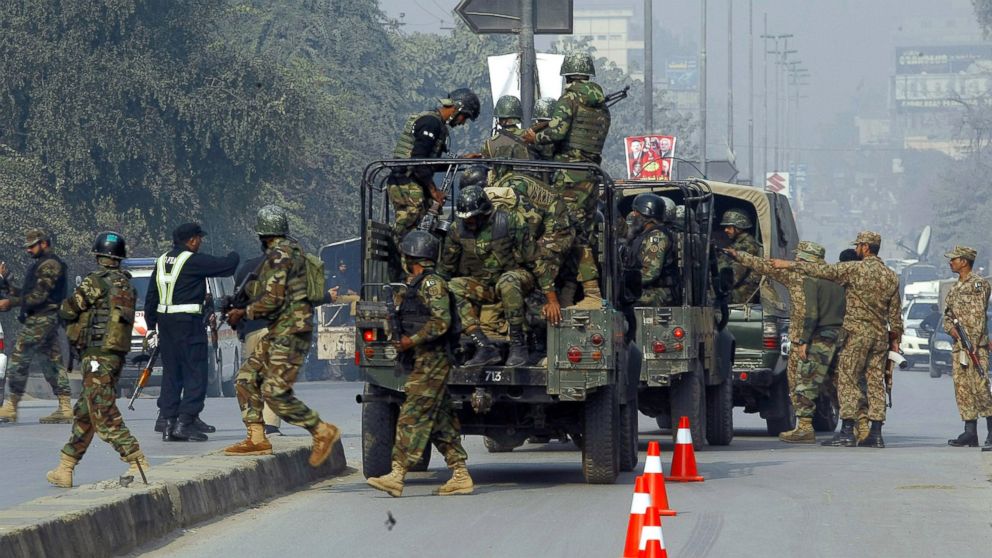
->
[773, 231, 902, 448]
[388, 88, 481, 243]
[622, 194, 679, 307]
[438, 186, 534, 367]
[367, 231, 473, 497]
[46, 232, 150, 487]
[224, 205, 340, 467]
[717, 209, 762, 304]
[0, 228, 72, 424]
[530, 97, 557, 161]
[524, 52, 611, 306]
[941, 246, 992, 450]
[480, 95, 533, 180]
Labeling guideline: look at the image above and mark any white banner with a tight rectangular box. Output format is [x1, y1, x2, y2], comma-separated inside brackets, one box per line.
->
[487, 53, 565, 107]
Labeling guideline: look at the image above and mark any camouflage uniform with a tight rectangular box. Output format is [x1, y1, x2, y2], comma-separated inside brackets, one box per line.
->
[388, 110, 449, 242]
[628, 227, 677, 306]
[942, 266, 992, 421]
[481, 125, 534, 182]
[720, 232, 762, 304]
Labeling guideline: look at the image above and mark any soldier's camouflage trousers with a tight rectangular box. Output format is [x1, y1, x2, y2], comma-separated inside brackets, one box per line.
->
[392, 348, 468, 469]
[449, 270, 534, 331]
[834, 329, 888, 421]
[62, 351, 140, 461]
[950, 347, 992, 421]
[794, 329, 841, 418]
[236, 332, 321, 431]
[386, 176, 428, 244]
[554, 176, 600, 285]
[5, 312, 70, 397]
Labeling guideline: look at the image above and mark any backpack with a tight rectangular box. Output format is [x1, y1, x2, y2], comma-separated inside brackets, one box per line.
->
[303, 252, 326, 305]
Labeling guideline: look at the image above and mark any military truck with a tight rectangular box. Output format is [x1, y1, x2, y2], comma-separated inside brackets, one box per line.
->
[355, 158, 638, 484]
[311, 238, 361, 381]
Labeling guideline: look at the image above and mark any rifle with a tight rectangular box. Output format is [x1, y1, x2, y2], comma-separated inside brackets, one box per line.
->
[417, 164, 458, 235]
[381, 284, 403, 343]
[128, 345, 159, 411]
[947, 307, 987, 378]
[221, 259, 265, 327]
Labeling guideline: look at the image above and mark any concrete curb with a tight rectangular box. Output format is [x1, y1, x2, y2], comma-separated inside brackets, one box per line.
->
[0, 437, 348, 558]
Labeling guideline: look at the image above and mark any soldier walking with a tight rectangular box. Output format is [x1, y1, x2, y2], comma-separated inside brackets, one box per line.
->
[367, 231, 473, 497]
[717, 209, 762, 304]
[941, 246, 992, 450]
[0, 229, 72, 424]
[47, 232, 150, 487]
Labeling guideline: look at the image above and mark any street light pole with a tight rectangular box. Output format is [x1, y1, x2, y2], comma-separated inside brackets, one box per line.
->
[727, 0, 734, 157]
[645, 0, 654, 132]
[700, 0, 708, 177]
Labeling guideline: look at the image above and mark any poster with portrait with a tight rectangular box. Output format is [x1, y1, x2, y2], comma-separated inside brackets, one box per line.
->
[624, 135, 677, 180]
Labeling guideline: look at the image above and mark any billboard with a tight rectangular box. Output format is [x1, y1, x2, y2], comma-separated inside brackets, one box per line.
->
[666, 57, 698, 91]
[625, 135, 677, 180]
[893, 45, 992, 112]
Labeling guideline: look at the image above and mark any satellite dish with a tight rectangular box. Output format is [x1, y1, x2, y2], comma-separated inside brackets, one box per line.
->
[916, 225, 931, 260]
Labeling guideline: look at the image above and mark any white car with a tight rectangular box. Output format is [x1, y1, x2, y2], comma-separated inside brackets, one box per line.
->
[900, 297, 939, 368]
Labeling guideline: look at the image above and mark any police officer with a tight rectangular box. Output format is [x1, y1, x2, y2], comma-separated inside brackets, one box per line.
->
[223, 206, 340, 468]
[47, 232, 150, 487]
[146, 223, 239, 441]
[0, 228, 72, 424]
[717, 209, 762, 304]
[367, 230, 473, 497]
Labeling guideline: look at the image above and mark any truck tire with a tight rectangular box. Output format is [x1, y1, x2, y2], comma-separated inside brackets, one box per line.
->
[361, 385, 398, 479]
[811, 393, 839, 432]
[484, 436, 516, 453]
[582, 383, 620, 484]
[765, 375, 795, 436]
[670, 369, 706, 451]
[705, 378, 734, 446]
[929, 362, 942, 378]
[619, 394, 639, 472]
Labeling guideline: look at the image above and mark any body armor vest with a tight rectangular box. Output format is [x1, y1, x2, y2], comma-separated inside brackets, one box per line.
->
[20, 253, 67, 320]
[455, 210, 513, 283]
[68, 268, 136, 353]
[393, 111, 448, 160]
[563, 102, 610, 161]
[622, 227, 679, 304]
[398, 271, 451, 351]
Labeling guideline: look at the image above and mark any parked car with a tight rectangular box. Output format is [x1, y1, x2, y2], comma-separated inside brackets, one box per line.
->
[927, 309, 992, 378]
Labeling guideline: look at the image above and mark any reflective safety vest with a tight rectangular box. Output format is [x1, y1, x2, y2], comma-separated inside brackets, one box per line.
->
[155, 251, 202, 314]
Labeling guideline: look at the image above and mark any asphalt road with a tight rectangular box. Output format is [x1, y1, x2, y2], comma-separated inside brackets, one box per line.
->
[108, 368, 992, 558]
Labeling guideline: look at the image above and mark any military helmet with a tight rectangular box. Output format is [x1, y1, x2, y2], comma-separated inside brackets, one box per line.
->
[720, 208, 753, 229]
[456, 185, 494, 219]
[92, 231, 127, 260]
[533, 97, 556, 121]
[494, 95, 523, 120]
[255, 204, 290, 236]
[631, 194, 676, 224]
[23, 228, 49, 249]
[460, 165, 489, 189]
[443, 88, 481, 121]
[560, 52, 596, 78]
[399, 230, 440, 262]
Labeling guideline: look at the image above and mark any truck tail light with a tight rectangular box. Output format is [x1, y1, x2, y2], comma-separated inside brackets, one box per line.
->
[363, 329, 376, 342]
[762, 320, 779, 349]
[591, 349, 603, 361]
[674, 342, 684, 352]
[354, 350, 361, 365]
[0, 338, 4, 351]
[590, 333, 604, 346]
[653, 341, 667, 354]
[567, 346, 582, 363]
[364, 347, 375, 360]
[673, 327, 685, 339]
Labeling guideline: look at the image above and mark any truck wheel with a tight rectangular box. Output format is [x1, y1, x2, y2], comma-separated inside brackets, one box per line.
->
[670, 369, 706, 451]
[929, 363, 942, 378]
[765, 375, 795, 436]
[619, 393, 639, 472]
[484, 436, 516, 453]
[705, 378, 734, 446]
[361, 385, 398, 479]
[582, 383, 620, 484]
[811, 393, 839, 432]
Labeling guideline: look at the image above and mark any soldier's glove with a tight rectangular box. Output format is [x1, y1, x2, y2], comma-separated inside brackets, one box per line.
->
[144, 330, 158, 351]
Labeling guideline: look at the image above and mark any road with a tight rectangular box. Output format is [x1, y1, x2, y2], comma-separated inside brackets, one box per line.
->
[113, 368, 992, 557]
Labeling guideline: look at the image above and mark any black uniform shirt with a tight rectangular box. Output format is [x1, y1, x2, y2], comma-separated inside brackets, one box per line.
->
[145, 246, 240, 330]
[409, 114, 448, 186]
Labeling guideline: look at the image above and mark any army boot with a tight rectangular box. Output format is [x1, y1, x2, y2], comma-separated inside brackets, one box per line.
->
[859, 420, 885, 448]
[39, 395, 73, 424]
[779, 417, 815, 444]
[224, 423, 273, 456]
[0, 393, 21, 423]
[854, 416, 870, 445]
[122, 450, 152, 483]
[309, 421, 341, 467]
[571, 280, 603, 309]
[367, 461, 407, 497]
[463, 329, 502, 368]
[983, 417, 992, 452]
[46, 453, 79, 488]
[437, 461, 475, 496]
[821, 419, 857, 447]
[504, 325, 529, 367]
[948, 420, 979, 447]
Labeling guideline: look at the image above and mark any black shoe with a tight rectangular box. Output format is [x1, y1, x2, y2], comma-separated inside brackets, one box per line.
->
[948, 420, 979, 447]
[192, 417, 216, 434]
[859, 420, 885, 448]
[162, 418, 177, 441]
[264, 424, 283, 436]
[168, 419, 208, 442]
[504, 326, 529, 367]
[463, 330, 502, 368]
[821, 419, 857, 447]
[154, 415, 167, 433]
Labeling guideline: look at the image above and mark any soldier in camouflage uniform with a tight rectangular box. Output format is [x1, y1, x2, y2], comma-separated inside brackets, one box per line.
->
[367, 231, 473, 497]
[530, 97, 558, 161]
[480, 95, 533, 181]
[717, 209, 762, 305]
[619, 194, 678, 342]
[940, 246, 992, 450]
[224, 205, 340, 468]
[0, 228, 72, 424]
[46, 232, 150, 487]
[524, 52, 611, 307]
[388, 88, 481, 243]
[438, 186, 534, 367]
[774, 231, 902, 448]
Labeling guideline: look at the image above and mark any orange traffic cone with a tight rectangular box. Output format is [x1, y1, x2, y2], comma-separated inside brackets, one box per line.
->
[623, 476, 652, 558]
[667, 416, 704, 482]
[643, 441, 676, 516]
[637, 507, 668, 558]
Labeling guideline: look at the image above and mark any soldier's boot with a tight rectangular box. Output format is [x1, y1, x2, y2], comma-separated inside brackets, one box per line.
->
[504, 326, 529, 367]
[224, 423, 273, 456]
[859, 420, 885, 448]
[437, 461, 475, 496]
[309, 421, 341, 468]
[854, 416, 870, 445]
[0, 393, 21, 423]
[571, 280, 603, 309]
[39, 395, 73, 424]
[821, 419, 857, 447]
[779, 417, 815, 444]
[948, 420, 979, 447]
[367, 461, 407, 497]
[463, 329, 502, 368]
[983, 417, 992, 452]
[46, 453, 79, 488]
[122, 449, 152, 483]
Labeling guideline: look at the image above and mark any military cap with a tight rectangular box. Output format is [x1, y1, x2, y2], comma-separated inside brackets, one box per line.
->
[852, 231, 881, 246]
[23, 228, 49, 248]
[944, 245, 977, 262]
[795, 240, 826, 262]
[173, 222, 206, 244]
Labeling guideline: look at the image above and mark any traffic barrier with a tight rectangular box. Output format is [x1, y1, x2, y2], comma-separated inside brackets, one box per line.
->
[666, 416, 704, 482]
[643, 441, 676, 516]
[622, 476, 652, 558]
[637, 507, 667, 558]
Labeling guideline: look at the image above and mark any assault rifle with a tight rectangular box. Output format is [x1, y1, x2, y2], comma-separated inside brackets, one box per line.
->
[381, 284, 403, 343]
[221, 259, 265, 328]
[128, 345, 159, 411]
[947, 307, 987, 378]
[417, 164, 458, 235]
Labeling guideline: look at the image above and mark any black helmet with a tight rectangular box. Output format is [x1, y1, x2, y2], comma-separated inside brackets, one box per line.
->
[631, 193, 675, 223]
[443, 87, 481, 121]
[399, 230, 440, 262]
[456, 185, 493, 219]
[92, 231, 127, 260]
[460, 165, 489, 189]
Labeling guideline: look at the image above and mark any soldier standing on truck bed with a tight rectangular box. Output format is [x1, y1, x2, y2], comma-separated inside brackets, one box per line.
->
[0, 228, 72, 424]
[367, 230, 473, 497]
[717, 209, 762, 304]
[774, 231, 902, 448]
[47, 232, 150, 488]
[620, 193, 678, 342]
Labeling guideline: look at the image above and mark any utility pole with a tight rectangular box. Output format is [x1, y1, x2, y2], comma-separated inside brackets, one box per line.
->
[727, 0, 734, 157]
[700, 0, 708, 177]
[769, 33, 793, 171]
[645, 0, 654, 132]
[760, 16, 772, 181]
[520, 0, 536, 125]
[748, 0, 754, 184]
